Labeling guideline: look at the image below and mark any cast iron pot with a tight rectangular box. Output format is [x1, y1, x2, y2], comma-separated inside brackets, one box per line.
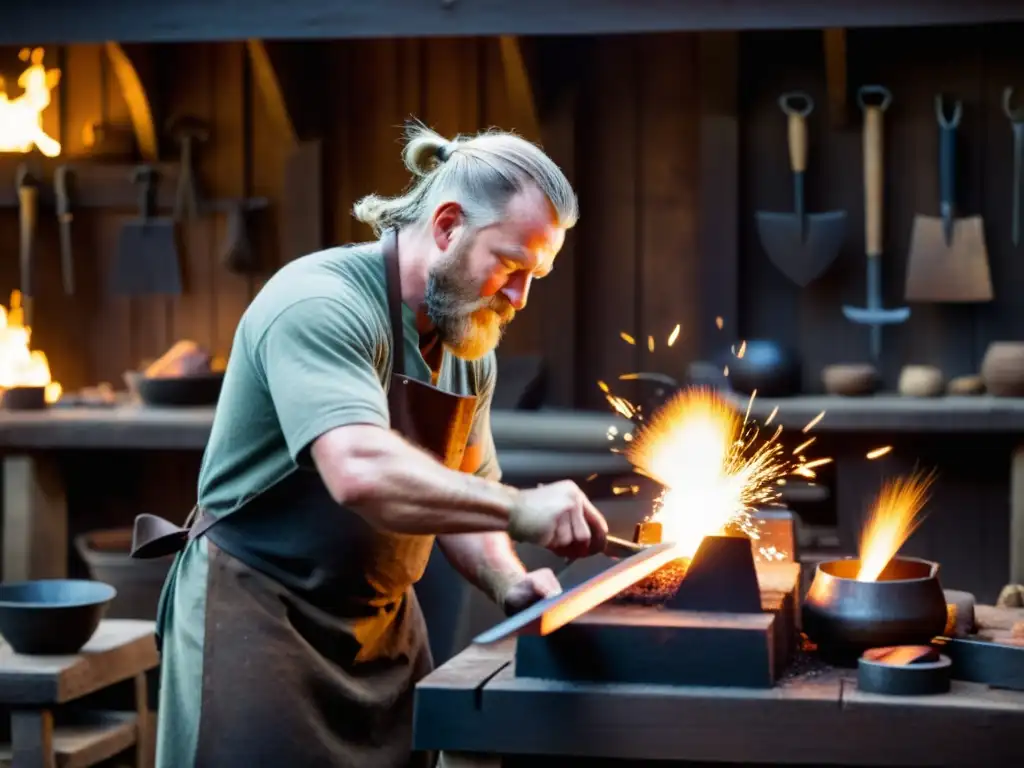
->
[124, 371, 224, 407]
[718, 339, 801, 397]
[802, 556, 948, 660]
[0, 579, 116, 655]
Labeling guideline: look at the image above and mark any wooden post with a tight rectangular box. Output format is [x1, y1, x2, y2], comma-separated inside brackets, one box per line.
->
[3, 454, 68, 581]
[1010, 444, 1024, 585]
[696, 32, 739, 360]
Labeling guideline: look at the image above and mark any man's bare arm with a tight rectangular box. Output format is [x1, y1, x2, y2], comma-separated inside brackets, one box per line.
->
[436, 531, 527, 606]
[311, 423, 521, 535]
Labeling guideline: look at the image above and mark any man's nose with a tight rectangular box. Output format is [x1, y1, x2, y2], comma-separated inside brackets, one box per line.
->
[501, 273, 531, 311]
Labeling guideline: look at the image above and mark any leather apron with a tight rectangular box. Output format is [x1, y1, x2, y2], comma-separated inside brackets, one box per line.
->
[131, 229, 478, 767]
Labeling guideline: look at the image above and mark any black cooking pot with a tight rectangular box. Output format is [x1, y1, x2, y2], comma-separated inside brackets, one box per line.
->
[802, 556, 948, 661]
[719, 339, 800, 397]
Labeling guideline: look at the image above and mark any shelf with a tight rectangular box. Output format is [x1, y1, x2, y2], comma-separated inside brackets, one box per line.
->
[0, 711, 140, 768]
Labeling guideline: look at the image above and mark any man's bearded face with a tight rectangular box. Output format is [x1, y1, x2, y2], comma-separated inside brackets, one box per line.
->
[423, 231, 515, 360]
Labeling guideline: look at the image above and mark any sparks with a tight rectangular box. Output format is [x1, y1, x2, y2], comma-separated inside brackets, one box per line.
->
[857, 469, 937, 582]
[647, 335, 655, 352]
[737, 340, 747, 359]
[802, 410, 826, 433]
[667, 324, 681, 347]
[867, 445, 893, 460]
[715, 316, 724, 330]
[622, 387, 791, 558]
[620, 332, 636, 345]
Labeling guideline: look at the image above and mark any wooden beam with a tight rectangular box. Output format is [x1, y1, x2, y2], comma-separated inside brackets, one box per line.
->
[244, 39, 324, 144]
[696, 32, 739, 360]
[103, 42, 159, 161]
[498, 37, 541, 145]
[3, 454, 67, 581]
[823, 29, 849, 129]
[245, 40, 297, 145]
[7, 1, 1024, 43]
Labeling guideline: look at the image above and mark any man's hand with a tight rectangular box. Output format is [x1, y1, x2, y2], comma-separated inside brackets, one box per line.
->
[508, 480, 608, 559]
[500, 568, 562, 616]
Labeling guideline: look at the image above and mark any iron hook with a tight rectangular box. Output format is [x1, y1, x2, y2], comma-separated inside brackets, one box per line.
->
[935, 95, 962, 129]
[857, 85, 892, 112]
[1004, 87, 1024, 123]
[778, 91, 814, 118]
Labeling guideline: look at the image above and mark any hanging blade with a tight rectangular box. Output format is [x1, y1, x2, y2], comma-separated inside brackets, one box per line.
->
[15, 164, 38, 327]
[54, 165, 75, 295]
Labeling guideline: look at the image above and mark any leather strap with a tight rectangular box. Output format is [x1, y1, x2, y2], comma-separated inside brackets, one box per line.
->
[382, 229, 405, 378]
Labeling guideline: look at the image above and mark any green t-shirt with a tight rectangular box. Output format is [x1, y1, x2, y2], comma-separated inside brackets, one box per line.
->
[194, 242, 499, 600]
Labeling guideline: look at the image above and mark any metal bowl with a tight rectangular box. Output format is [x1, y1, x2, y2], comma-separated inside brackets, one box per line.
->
[124, 371, 224, 407]
[0, 579, 117, 655]
[2, 385, 47, 410]
[802, 556, 948, 660]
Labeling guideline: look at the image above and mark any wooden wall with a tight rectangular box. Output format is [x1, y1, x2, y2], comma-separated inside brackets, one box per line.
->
[741, 24, 1024, 391]
[0, 33, 712, 412]
[4, 25, 1024, 407]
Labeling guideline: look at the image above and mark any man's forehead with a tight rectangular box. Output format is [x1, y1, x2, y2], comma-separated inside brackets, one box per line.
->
[499, 190, 563, 252]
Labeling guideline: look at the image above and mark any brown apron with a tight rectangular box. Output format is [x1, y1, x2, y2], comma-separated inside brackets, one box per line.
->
[131, 229, 478, 767]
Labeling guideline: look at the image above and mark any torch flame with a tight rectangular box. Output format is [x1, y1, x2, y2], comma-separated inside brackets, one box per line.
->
[856, 469, 936, 582]
[0, 47, 62, 158]
[624, 387, 789, 558]
[0, 291, 61, 403]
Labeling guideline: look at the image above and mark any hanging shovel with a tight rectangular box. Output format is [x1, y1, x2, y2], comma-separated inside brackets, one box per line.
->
[904, 95, 992, 303]
[842, 86, 909, 363]
[755, 92, 847, 287]
[1005, 87, 1024, 247]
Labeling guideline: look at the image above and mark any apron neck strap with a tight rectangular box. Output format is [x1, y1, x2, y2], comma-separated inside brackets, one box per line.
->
[382, 228, 406, 377]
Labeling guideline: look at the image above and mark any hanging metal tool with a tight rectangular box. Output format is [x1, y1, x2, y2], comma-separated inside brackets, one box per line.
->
[168, 115, 209, 220]
[15, 164, 38, 327]
[842, 86, 910, 363]
[904, 95, 992, 303]
[54, 165, 75, 295]
[1004, 87, 1024, 247]
[755, 92, 847, 287]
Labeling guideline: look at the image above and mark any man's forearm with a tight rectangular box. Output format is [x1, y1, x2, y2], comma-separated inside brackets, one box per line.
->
[437, 531, 528, 606]
[312, 424, 522, 535]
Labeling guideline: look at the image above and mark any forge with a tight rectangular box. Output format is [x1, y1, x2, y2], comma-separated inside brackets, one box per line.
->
[475, 514, 802, 689]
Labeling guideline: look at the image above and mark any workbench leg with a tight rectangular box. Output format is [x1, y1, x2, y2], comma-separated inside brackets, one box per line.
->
[3, 454, 67, 581]
[438, 752, 501, 768]
[1010, 444, 1024, 585]
[134, 671, 153, 768]
[11, 709, 56, 768]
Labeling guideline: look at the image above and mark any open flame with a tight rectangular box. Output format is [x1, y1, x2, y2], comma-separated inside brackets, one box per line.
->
[0, 47, 61, 158]
[0, 291, 61, 403]
[622, 387, 794, 559]
[856, 469, 936, 582]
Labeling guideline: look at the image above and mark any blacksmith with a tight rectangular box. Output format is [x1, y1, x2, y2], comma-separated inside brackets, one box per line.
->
[131, 121, 608, 767]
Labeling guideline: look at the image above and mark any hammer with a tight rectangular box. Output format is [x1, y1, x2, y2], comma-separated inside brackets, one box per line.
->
[842, 85, 910, 363]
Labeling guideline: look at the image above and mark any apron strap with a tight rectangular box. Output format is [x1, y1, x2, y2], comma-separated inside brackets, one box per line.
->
[382, 228, 406, 378]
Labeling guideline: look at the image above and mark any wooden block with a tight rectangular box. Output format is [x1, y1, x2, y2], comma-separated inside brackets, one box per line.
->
[0, 620, 158, 705]
[515, 563, 801, 688]
[515, 604, 779, 687]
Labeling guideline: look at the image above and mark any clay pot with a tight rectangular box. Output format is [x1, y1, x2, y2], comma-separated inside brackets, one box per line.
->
[822, 363, 878, 396]
[898, 365, 944, 397]
[719, 340, 800, 397]
[981, 342, 1024, 397]
[947, 374, 985, 396]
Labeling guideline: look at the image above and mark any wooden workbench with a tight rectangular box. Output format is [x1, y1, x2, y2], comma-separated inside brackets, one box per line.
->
[415, 635, 1024, 766]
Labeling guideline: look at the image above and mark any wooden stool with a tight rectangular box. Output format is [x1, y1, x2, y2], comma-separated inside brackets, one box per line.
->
[0, 619, 158, 768]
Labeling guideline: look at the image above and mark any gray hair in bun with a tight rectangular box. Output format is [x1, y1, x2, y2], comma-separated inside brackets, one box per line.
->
[352, 118, 577, 236]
